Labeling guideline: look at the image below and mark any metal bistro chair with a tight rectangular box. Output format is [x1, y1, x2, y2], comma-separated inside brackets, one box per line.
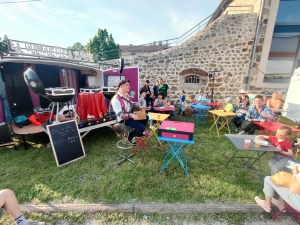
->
[116, 124, 135, 165]
[272, 204, 300, 225]
[189, 106, 210, 125]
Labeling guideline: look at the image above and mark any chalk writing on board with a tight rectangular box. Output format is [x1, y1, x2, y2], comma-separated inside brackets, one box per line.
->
[68, 136, 78, 143]
[47, 120, 85, 167]
[50, 125, 75, 136]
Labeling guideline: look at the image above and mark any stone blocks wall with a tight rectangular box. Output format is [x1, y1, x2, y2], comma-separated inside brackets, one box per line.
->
[104, 0, 263, 101]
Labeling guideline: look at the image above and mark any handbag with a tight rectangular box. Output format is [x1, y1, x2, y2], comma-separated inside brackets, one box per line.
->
[111, 120, 128, 137]
[270, 171, 293, 188]
[133, 108, 146, 120]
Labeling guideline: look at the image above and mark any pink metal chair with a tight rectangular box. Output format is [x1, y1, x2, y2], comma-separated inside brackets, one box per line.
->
[272, 204, 300, 225]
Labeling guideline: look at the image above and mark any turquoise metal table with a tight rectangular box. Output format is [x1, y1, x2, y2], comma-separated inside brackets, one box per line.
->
[158, 136, 194, 175]
[189, 104, 210, 125]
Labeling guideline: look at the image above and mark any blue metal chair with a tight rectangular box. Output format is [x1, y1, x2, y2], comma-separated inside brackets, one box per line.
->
[189, 105, 210, 125]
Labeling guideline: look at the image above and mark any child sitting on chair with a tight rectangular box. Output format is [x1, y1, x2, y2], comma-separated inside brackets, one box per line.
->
[254, 125, 295, 175]
[231, 99, 249, 133]
[138, 91, 151, 112]
[217, 97, 233, 125]
[223, 97, 234, 112]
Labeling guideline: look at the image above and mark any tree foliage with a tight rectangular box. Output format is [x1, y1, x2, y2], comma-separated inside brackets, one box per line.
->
[86, 28, 120, 61]
[0, 35, 8, 52]
[67, 42, 86, 51]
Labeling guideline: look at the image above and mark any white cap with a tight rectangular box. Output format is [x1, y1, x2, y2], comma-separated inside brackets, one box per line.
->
[225, 97, 232, 102]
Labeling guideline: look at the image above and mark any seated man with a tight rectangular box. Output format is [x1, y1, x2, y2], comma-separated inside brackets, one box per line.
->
[192, 89, 206, 104]
[111, 79, 149, 145]
[267, 91, 282, 115]
[238, 95, 274, 135]
[0, 189, 44, 225]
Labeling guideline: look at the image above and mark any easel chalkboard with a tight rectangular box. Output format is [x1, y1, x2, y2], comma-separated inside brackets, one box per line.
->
[46, 120, 85, 166]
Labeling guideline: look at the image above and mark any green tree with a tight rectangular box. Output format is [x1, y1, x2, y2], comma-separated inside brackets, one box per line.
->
[67, 42, 86, 51]
[0, 35, 8, 52]
[86, 28, 120, 61]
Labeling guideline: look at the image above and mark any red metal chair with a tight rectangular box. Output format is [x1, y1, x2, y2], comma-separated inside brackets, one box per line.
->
[132, 131, 150, 155]
[272, 204, 300, 225]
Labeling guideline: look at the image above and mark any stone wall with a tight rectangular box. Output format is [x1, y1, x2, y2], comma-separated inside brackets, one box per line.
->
[104, 0, 268, 101]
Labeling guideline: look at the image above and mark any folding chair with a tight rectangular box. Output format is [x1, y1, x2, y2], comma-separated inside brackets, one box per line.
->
[272, 204, 300, 225]
[116, 125, 135, 165]
[189, 108, 209, 125]
[132, 134, 150, 155]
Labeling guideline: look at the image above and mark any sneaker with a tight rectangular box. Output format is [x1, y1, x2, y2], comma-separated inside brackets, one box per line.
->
[149, 125, 155, 129]
[129, 139, 137, 146]
[181, 115, 185, 118]
[143, 130, 149, 137]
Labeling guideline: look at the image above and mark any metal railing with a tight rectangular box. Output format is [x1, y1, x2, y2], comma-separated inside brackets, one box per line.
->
[97, 3, 254, 61]
[97, 13, 214, 61]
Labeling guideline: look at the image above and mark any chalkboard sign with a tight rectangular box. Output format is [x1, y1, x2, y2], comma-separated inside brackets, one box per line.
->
[46, 120, 85, 166]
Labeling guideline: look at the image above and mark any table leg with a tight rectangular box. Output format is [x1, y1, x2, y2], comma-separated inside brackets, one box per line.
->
[221, 117, 231, 134]
[149, 120, 163, 146]
[198, 110, 208, 125]
[226, 144, 265, 183]
[160, 141, 188, 175]
[209, 115, 220, 137]
[226, 148, 239, 166]
[22, 135, 28, 150]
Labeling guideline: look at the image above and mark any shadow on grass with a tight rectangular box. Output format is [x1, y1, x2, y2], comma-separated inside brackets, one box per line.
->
[0, 116, 297, 206]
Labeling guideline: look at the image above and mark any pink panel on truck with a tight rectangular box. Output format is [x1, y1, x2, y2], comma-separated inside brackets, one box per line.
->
[103, 67, 139, 102]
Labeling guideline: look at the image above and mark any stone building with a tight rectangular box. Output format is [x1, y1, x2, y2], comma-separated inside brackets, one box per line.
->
[103, 0, 300, 102]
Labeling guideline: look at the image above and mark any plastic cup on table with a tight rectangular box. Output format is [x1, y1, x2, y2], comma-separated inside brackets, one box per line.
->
[260, 119, 265, 125]
[157, 114, 160, 120]
[244, 139, 251, 148]
[255, 142, 260, 148]
[223, 108, 226, 112]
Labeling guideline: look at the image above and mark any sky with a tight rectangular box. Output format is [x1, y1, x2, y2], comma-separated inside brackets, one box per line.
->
[0, 0, 221, 49]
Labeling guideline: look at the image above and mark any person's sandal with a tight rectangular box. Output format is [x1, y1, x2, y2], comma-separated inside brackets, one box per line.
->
[255, 196, 271, 213]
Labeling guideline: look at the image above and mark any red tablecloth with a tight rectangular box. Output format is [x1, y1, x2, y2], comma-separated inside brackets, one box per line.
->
[206, 102, 223, 106]
[253, 121, 300, 133]
[76, 93, 107, 120]
[153, 107, 175, 113]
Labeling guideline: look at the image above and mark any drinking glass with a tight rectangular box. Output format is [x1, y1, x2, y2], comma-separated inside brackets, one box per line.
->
[244, 139, 251, 148]
[255, 142, 260, 148]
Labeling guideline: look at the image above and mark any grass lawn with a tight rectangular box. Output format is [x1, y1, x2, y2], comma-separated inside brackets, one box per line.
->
[0, 115, 298, 223]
